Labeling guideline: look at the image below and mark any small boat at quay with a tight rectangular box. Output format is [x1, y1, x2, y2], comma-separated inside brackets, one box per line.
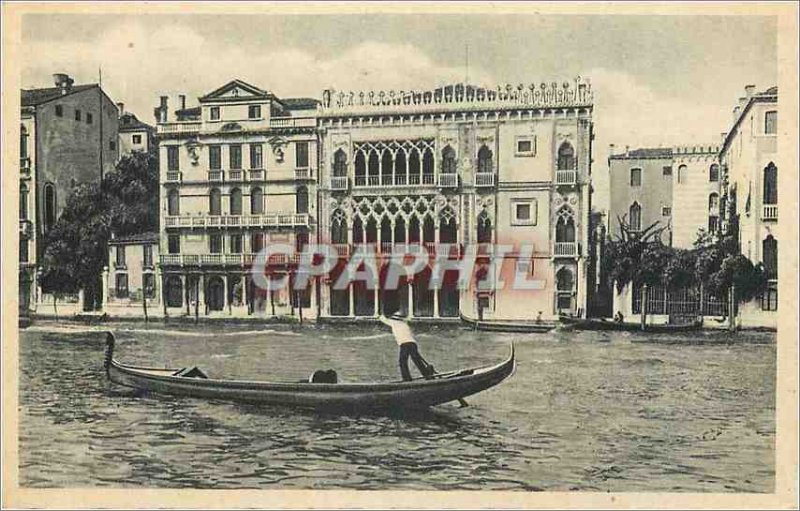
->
[103, 332, 515, 411]
[460, 314, 555, 333]
[558, 315, 703, 333]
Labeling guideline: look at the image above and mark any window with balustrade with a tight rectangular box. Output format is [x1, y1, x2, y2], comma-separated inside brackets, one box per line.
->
[629, 202, 642, 231]
[763, 162, 777, 204]
[250, 187, 263, 214]
[209, 188, 222, 215]
[557, 142, 575, 170]
[555, 207, 576, 243]
[230, 234, 242, 254]
[296, 186, 309, 214]
[167, 189, 180, 216]
[229, 145, 242, 170]
[209, 234, 223, 254]
[296, 142, 309, 168]
[230, 188, 242, 215]
[209, 145, 221, 170]
[441, 146, 456, 174]
[250, 144, 263, 169]
[477, 145, 493, 174]
[167, 146, 179, 171]
[168, 235, 180, 254]
[333, 149, 347, 177]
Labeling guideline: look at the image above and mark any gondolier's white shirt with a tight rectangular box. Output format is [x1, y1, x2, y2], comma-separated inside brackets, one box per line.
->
[379, 316, 416, 346]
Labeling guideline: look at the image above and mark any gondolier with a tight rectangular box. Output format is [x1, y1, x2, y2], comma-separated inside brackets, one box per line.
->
[378, 312, 436, 381]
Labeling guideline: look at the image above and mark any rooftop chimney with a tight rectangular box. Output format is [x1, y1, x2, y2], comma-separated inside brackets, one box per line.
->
[721, 132, 728, 143]
[738, 96, 747, 109]
[116, 102, 124, 115]
[608, 143, 615, 156]
[53, 73, 74, 94]
[179, 94, 186, 110]
[159, 96, 169, 123]
[744, 84, 756, 98]
[625, 145, 630, 155]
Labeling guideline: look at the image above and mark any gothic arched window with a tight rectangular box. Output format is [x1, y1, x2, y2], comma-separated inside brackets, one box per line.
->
[763, 162, 777, 205]
[229, 187, 242, 215]
[250, 187, 263, 214]
[477, 145, 493, 174]
[441, 146, 456, 174]
[557, 142, 575, 170]
[477, 210, 492, 243]
[333, 149, 347, 177]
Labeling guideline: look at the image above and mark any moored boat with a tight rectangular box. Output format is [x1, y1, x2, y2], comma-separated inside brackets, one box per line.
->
[460, 314, 555, 333]
[103, 332, 515, 411]
[558, 315, 703, 333]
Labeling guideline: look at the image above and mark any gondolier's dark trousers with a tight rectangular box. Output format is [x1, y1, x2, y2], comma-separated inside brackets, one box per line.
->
[399, 342, 434, 381]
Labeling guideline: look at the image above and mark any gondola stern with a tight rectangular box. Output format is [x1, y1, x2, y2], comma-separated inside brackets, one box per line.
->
[104, 331, 116, 378]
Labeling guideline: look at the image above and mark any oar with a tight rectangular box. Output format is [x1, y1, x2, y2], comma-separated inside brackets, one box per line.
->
[458, 398, 469, 408]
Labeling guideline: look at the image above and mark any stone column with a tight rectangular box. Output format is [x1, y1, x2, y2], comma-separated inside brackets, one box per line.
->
[373, 286, 379, 316]
[224, 274, 231, 315]
[102, 266, 109, 309]
[348, 284, 355, 317]
[407, 280, 414, 319]
[199, 274, 206, 315]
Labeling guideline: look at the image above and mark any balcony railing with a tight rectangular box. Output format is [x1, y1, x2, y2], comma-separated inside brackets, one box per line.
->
[554, 242, 578, 257]
[166, 171, 182, 182]
[208, 170, 224, 182]
[330, 176, 348, 190]
[762, 204, 778, 221]
[158, 122, 201, 135]
[438, 173, 458, 188]
[160, 253, 301, 267]
[555, 170, 577, 185]
[164, 213, 311, 229]
[475, 173, 495, 187]
[295, 168, 311, 180]
[352, 174, 438, 188]
[249, 169, 265, 181]
[269, 117, 317, 129]
[228, 169, 244, 181]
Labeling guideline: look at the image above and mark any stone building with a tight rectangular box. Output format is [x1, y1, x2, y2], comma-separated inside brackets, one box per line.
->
[19, 73, 119, 314]
[118, 103, 155, 156]
[155, 79, 319, 318]
[608, 145, 721, 248]
[104, 232, 160, 317]
[719, 85, 779, 323]
[317, 79, 595, 320]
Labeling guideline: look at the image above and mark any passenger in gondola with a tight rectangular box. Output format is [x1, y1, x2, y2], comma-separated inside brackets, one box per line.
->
[614, 311, 624, 323]
[378, 311, 436, 382]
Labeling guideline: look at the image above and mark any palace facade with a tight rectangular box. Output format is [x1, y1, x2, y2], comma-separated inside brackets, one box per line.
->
[317, 79, 595, 320]
[155, 80, 319, 318]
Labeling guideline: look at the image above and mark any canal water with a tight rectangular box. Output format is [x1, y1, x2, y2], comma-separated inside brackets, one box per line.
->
[19, 322, 775, 491]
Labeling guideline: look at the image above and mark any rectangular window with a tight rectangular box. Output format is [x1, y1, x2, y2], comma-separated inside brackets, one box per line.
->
[115, 274, 129, 299]
[143, 244, 153, 267]
[167, 146, 179, 171]
[75, 109, 82, 121]
[708, 216, 719, 233]
[662, 166, 672, 176]
[86, 112, 93, 124]
[168, 235, 181, 254]
[19, 239, 28, 263]
[760, 284, 778, 311]
[515, 137, 536, 156]
[116, 246, 126, 267]
[295, 141, 309, 168]
[143, 273, 156, 299]
[229, 144, 242, 170]
[251, 232, 264, 253]
[109, 140, 116, 151]
[630, 168, 642, 186]
[210, 106, 220, 120]
[132, 134, 142, 144]
[511, 199, 538, 226]
[230, 234, 243, 254]
[764, 110, 777, 135]
[209, 234, 223, 254]
[55, 105, 63, 117]
[209, 145, 221, 170]
[662, 207, 672, 217]
[248, 105, 261, 119]
[250, 144, 263, 169]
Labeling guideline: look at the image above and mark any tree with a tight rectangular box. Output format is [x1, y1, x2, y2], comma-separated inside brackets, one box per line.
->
[38, 151, 160, 309]
[603, 215, 669, 292]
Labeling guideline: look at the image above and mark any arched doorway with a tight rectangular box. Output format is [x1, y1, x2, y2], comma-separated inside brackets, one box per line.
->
[206, 276, 225, 311]
[556, 267, 575, 315]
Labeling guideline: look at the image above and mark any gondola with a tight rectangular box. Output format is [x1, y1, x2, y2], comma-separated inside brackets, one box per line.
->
[558, 315, 703, 333]
[103, 332, 515, 411]
[459, 314, 555, 333]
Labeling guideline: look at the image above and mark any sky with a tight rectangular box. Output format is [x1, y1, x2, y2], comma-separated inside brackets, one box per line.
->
[20, 13, 777, 210]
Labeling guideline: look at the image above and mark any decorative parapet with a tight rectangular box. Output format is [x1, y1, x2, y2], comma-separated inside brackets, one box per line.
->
[320, 77, 593, 115]
[672, 145, 720, 155]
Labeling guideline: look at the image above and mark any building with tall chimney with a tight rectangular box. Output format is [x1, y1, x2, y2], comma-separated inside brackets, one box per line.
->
[19, 73, 119, 314]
